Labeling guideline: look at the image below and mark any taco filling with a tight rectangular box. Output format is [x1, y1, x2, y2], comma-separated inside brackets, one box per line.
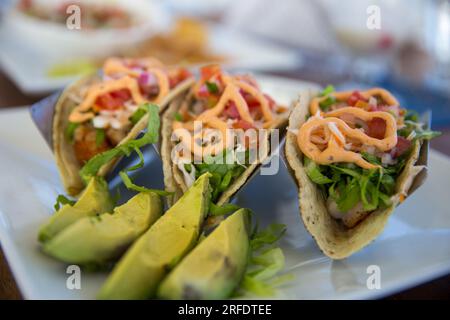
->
[66, 57, 192, 164]
[295, 86, 439, 228]
[166, 65, 288, 203]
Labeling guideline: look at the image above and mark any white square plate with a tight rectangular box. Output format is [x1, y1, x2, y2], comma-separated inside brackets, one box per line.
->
[0, 76, 449, 299]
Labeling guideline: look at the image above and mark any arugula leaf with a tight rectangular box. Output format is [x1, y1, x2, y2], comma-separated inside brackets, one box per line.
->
[379, 192, 392, 208]
[53, 194, 76, 211]
[65, 122, 79, 143]
[362, 152, 381, 166]
[320, 84, 335, 96]
[120, 171, 172, 196]
[336, 178, 360, 212]
[129, 106, 148, 125]
[119, 147, 172, 196]
[205, 81, 219, 94]
[405, 110, 419, 122]
[359, 169, 381, 211]
[95, 128, 105, 147]
[209, 202, 240, 216]
[329, 164, 361, 178]
[414, 130, 441, 140]
[319, 96, 336, 112]
[304, 157, 333, 184]
[79, 103, 160, 184]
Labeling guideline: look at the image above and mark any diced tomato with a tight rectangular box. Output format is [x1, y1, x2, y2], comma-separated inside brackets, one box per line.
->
[241, 92, 276, 111]
[241, 91, 260, 109]
[169, 68, 192, 88]
[225, 102, 240, 119]
[233, 119, 254, 130]
[391, 136, 412, 158]
[110, 89, 131, 101]
[367, 117, 386, 139]
[95, 89, 130, 110]
[200, 64, 221, 80]
[347, 91, 367, 106]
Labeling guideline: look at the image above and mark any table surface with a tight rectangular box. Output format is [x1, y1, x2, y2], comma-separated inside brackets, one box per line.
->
[0, 67, 449, 300]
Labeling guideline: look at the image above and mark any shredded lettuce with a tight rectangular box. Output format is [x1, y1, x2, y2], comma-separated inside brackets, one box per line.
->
[234, 223, 291, 298]
[318, 85, 336, 111]
[320, 84, 335, 96]
[129, 106, 148, 125]
[53, 194, 76, 211]
[193, 149, 247, 202]
[118, 147, 172, 196]
[79, 103, 160, 184]
[209, 202, 240, 216]
[398, 110, 441, 140]
[304, 157, 333, 184]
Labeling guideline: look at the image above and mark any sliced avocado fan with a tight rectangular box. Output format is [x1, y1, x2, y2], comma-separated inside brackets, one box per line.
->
[38, 177, 113, 243]
[97, 172, 212, 300]
[157, 208, 251, 300]
[43, 192, 162, 266]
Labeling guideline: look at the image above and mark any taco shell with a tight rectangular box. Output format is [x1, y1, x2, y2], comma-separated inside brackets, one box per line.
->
[161, 95, 289, 206]
[53, 74, 194, 196]
[284, 90, 424, 259]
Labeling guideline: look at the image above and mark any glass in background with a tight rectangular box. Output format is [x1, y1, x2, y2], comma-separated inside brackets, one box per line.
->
[318, 0, 422, 84]
[424, 0, 450, 94]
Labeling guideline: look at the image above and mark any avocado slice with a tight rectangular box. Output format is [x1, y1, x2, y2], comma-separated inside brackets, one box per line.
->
[157, 208, 250, 299]
[42, 192, 162, 266]
[97, 173, 212, 300]
[38, 177, 113, 242]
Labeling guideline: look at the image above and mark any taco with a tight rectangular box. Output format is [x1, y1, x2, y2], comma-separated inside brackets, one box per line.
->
[285, 87, 439, 259]
[53, 57, 194, 196]
[162, 65, 290, 206]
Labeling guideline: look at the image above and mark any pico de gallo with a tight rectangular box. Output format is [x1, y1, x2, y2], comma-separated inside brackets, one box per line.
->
[296, 86, 440, 227]
[66, 57, 192, 164]
[171, 64, 288, 201]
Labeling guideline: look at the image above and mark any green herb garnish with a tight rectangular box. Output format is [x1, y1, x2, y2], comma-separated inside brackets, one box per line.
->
[205, 81, 219, 94]
[118, 147, 172, 196]
[53, 194, 76, 211]
[129, 106, 148, 125]
[65, 122, 79, 143]
[320, 84, 335, 97]
[80, 103, 160, 184]
[174, 112, 183, 122]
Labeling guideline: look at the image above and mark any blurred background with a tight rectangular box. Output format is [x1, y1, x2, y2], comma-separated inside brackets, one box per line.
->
[0, 0, 449, 126]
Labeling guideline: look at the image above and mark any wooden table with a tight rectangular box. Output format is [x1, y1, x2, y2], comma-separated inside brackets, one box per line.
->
[0, 68, 449, 300]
